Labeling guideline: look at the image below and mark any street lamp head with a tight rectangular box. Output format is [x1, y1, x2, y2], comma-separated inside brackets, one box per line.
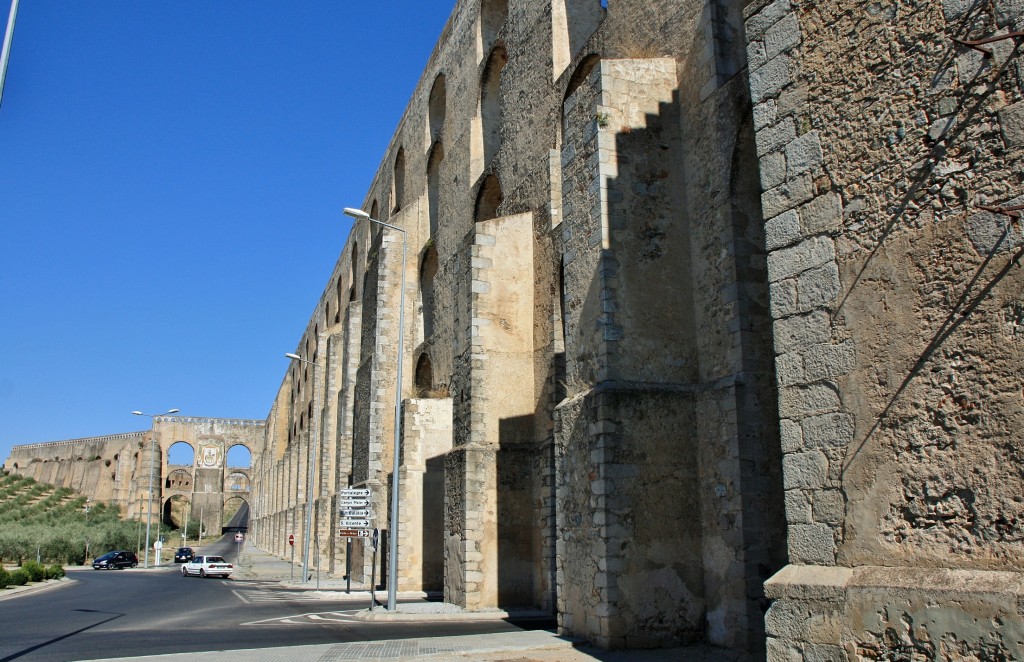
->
[133, 408, 179, 417]
[285, 353, 301, 361]
[343, 207, 370, 221]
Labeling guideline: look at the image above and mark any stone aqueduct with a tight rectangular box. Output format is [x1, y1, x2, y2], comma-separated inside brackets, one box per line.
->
[6, 0, 1024, 658]
[3, 417, 261, 538]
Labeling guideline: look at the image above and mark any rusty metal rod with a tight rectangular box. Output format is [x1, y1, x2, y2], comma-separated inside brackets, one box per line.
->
[952, 32, 1024, 56]
[978, 204, 1024, 219]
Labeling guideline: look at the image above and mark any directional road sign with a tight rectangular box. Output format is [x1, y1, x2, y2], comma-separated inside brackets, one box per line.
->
[339, 509, 372, 518]
[338, 498, 369, 508]
[339, 488, 371, 498]
[339, 529, 372, 538]
[339, 519, 371, 528]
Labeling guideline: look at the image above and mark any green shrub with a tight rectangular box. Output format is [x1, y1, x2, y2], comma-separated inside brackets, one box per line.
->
[21, 560, 45, 582]
[46, 564, 65, 580]
[9, 569, 29, 586]
[0, 567, 10, 589]
[0, 477, 143, 566]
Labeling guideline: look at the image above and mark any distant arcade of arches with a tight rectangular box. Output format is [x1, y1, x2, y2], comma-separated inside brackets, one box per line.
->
[160, 441, 251, 494]
[157, 442, 252, 532]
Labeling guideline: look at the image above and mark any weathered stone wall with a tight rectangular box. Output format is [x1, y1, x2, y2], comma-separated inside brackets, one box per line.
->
[556, 387, 706, 648]
[743, 0, 1024, 657]
[4, 417, 262, 539]
[17, 0, 1022, 656]
[240, 0, 1023, 656]
[398, 397, 452, 592]
[244, 0, 783, 655]
[4, 432, 145, 511]
[765, 565, 1024, 660]
[553, 23, 784, 649]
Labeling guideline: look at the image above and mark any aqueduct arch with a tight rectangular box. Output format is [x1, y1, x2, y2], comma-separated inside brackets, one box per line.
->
[148, 417, 263, 539]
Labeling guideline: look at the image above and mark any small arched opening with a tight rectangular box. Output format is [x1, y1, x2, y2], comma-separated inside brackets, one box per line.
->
[226, 471, 250, 493]
[163, 494, 193, 540]
[415, 353, 434, 396]
[552, 2, 606, 80]
[222, 496, 250, 532]
[420, 243, 439, 340]
[481, 45, 508, 167]
[563, 54, 601, 110]
[227, 445, 251, 469]
[480, 0, 508, 53]
[167, 441, 195, 467]
[165, 469, 193, 490]
[475, 174, 504, 222]
[428, 73, 447, 142]
[392, 147, 406, 213]
[427, 141, 444, 239]
[350, 243, 359, 302]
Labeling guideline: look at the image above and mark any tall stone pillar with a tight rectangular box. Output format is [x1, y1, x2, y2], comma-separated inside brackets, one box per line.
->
[444, 212, 535, 609]
[553, 58, 758, 649]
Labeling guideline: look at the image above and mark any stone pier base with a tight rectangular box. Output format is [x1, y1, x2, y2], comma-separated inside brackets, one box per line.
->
[444, 443, 498, 610]
[765, 565, 1024, 660]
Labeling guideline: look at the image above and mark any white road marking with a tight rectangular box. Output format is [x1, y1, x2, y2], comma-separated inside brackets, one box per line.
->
[240, 611, 361, 626]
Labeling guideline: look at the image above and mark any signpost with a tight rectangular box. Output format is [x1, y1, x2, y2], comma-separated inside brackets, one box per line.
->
[369, 528, 379, 611]
[338, 528, 372, 538]
[338, 487, 375, 599]
[153, 539, 163, 567]
[338, 487, 374, 537]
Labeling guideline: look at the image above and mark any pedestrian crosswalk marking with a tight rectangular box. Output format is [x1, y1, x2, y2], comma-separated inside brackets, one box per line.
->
[240, 611, 361, 626]
[231, 588, 342, 604]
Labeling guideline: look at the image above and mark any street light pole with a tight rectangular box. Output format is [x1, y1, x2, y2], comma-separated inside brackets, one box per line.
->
[285, 352, 321, 584]
[0, 0, 20, 111]
[343, 206, 407, 611]
[133, 408, 180, 569]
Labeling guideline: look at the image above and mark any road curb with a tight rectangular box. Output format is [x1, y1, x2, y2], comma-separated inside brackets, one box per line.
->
[0, 576, 75, 601]
[352, 608, 512, 622]
[351, 605, 555, 623]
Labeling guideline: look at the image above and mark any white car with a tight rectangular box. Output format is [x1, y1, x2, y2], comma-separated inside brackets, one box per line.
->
[180, 555, 234, 578]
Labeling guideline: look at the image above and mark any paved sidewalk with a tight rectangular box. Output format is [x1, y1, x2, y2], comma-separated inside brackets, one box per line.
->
[162, 544, 748, 662]
[83, 636, 747, 661]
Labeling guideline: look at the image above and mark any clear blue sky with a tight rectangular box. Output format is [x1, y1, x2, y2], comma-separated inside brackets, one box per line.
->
[0, 1, 454, 462]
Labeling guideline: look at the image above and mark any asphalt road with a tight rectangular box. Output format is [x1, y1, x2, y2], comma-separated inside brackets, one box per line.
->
[0, 541, 552, 661]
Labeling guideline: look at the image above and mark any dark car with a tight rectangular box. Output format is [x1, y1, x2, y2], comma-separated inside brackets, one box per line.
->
[174, 547, 194, 563]
[92, 550, 138, 570]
